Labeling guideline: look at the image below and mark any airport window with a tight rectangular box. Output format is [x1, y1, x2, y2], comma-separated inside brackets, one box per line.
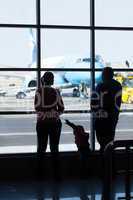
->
[0, 0, 36, 24]
[0, 28, 36, 68]
[0, 0, 132, 153]
[41, 0, 90, 26]
[95, 0, 133, 27]
[41, 29, 90, 63]
[95, 31, 133, 66]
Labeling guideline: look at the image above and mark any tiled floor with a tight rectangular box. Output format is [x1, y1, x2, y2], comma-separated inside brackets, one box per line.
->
[0, 176, 132, 200]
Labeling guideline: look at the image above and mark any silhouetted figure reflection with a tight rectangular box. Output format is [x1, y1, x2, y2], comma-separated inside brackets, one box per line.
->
[36, 181, 60, 200]
[91, 67, 122, 152]
[34, 71, 64, 177]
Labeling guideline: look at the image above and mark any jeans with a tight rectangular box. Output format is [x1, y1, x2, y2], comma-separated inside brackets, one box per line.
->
[36, 119, 62, 155]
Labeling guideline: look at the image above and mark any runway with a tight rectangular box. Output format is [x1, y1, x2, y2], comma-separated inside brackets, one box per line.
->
[0, 96, 132, 153]
[0, 112, 132, 152]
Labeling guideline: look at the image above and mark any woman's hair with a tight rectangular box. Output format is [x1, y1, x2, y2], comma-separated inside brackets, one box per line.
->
[41, 71, 54, 86]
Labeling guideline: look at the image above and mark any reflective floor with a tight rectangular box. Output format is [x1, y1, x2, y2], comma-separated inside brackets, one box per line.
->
[0, 176, 133, 200]
[0, 178, 102, 200]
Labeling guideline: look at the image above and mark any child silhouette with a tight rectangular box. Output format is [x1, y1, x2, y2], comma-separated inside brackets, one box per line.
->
[65, 119, 91, 159]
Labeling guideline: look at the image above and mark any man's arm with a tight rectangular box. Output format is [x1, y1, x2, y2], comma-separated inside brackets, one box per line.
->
[116, 84, 122, 111]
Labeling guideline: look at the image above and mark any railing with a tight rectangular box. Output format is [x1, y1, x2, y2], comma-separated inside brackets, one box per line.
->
[103, 140, 133, 200]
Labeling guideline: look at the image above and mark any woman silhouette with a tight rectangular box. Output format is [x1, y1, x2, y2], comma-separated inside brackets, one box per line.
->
[34, 72, 64, 155]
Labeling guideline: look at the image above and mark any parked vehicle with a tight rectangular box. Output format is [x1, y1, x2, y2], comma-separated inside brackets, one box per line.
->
[16, 77, 36, 99]
[122, 79, 133, 103]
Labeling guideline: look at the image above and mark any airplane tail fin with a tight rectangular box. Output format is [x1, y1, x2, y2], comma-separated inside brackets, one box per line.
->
[29, 28, 37, 67]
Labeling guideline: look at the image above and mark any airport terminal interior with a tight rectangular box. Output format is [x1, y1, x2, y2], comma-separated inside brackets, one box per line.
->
[0, 0, 133, 199]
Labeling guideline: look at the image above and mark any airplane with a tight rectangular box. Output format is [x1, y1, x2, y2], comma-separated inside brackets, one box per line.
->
[2, 28, 133, 99]
[0, 28, 105, 98]
[24, 54, 103, 98]
[63, 55, 104, 85]
[20, 28, 103, 98]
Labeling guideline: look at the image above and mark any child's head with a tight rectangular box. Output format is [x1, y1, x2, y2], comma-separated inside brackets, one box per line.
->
[74, 125, 89, 137]
[75, 125, 84, 133]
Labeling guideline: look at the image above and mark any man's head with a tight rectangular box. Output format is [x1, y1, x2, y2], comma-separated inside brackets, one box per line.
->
[41, 71, 54, 86]
[102, 67, 114, 81]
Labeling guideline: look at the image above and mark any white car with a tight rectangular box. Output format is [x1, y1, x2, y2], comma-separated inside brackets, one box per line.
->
[16, 87, 36, 99]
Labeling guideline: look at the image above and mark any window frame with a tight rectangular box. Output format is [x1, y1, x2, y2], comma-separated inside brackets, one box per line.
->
[0, 0, 132, 152]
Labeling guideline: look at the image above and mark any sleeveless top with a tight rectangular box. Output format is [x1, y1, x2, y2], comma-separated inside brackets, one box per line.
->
[34, 87, 64, 121]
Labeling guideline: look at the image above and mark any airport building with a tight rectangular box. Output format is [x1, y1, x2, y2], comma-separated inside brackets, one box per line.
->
[0, 0, 133, 199]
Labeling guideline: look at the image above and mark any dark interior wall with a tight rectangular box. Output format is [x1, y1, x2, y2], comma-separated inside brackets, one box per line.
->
[0, 151, 132, 180]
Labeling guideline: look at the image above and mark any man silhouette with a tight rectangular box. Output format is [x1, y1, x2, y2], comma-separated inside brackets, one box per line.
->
[91, 67, 122, 152]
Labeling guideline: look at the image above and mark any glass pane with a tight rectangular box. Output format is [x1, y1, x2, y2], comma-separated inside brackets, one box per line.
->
[116, 112, 133, 141]
[96, 31, 133, 69]
[0, 72, 36, 111]
[41, 71, 91, 111]
[94, 71, 133, 111]
[95, 112, 133, 150]
[60, 113, 90, 152]
[0, 28, 37, 68]
[41, 29, 90, 63]
[0, 0, 36, 24]
[95, 0, 133, 27]
[0, 114, 36, 153]
[41, 0, 90, 26]
[95, 71, 133, 150]
[114, 72, 133, 110]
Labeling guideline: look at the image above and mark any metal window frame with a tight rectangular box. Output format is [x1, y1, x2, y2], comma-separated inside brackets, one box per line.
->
[0, 0, 132, 151]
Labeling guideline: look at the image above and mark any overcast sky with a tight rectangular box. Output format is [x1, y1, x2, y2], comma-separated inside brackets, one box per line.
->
[0, 0, 133, 67]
